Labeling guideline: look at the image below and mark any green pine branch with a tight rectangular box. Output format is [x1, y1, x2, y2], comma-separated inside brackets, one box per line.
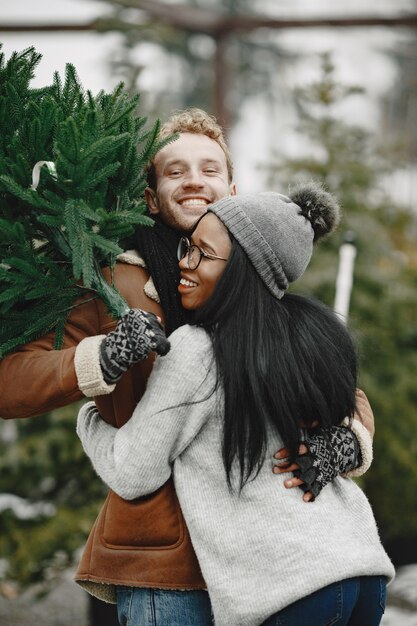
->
[0, 44, 169, 358]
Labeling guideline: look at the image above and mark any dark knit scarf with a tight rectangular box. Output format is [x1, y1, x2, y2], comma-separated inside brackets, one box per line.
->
[135, 216, 193, 336]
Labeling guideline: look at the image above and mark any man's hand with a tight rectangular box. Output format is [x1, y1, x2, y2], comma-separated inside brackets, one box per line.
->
[273, 426, 361, 502]
[273, 443, 315, 502]
[99, 309, 171, 384]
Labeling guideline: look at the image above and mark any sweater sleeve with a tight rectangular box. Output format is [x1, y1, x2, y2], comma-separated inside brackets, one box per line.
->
[76, 326, 215, 500]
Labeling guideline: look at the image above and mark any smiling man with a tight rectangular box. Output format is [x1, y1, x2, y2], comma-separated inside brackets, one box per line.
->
[145, 118, 236, 232]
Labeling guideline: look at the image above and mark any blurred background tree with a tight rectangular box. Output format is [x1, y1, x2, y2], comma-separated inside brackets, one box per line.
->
[265, 52, 417, 561]
[97, 0, 296, 127]
[0, 402, 106, 586]
[382, 0, 417, 166]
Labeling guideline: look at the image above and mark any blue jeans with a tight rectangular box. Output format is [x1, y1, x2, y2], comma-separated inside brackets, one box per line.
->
[116, 576, 386, 626]
[116, 587, 213, 626]
[262, 576, 387, 626]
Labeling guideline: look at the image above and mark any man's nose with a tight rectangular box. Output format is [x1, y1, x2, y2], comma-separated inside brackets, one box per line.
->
[182, 169, 204, 188]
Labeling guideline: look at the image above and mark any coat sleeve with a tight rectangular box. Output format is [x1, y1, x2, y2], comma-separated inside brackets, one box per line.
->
[0, 263, 162, 420]
[0, 294, 99, 419]
[76, 327, 215, 500]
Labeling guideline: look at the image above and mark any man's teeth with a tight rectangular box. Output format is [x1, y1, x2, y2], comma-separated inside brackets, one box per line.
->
[180, 278, 198, 287]
[179, 199, 208, 207]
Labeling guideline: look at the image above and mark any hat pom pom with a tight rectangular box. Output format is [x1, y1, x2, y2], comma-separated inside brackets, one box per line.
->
[289, 181, 340, 242]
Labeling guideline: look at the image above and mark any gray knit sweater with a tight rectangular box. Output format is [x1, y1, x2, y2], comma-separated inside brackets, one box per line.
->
[77, 324, 395, 626]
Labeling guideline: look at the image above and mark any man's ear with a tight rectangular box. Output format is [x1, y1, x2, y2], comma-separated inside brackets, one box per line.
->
[144, 187, 160, 215]
[229, 182, 237, 196]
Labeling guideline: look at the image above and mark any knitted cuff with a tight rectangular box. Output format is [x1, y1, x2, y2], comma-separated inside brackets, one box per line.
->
[341, 417, 373, 478]
[74, 335, 116, 397]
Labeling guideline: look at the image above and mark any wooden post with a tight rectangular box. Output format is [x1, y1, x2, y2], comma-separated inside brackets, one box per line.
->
[213, 32, 230, 132]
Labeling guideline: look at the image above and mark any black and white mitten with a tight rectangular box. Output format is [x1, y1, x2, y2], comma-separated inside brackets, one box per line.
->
[293, 426, 361, 499]
[99, 309, 170, 384]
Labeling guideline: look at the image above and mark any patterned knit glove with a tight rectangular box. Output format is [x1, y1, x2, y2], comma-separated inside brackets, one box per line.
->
[99, 309, 170, 384]
[293, 426, 361, 499]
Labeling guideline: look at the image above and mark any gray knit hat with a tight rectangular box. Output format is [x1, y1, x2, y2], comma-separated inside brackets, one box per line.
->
[208, 182, 340, 300]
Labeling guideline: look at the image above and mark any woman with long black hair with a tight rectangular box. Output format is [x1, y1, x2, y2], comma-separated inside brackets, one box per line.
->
[77, 183, 394, 626]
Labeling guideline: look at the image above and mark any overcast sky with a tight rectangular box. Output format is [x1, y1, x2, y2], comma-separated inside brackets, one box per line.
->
[1, 0, 118, 91]
[1, 1, 412, 92]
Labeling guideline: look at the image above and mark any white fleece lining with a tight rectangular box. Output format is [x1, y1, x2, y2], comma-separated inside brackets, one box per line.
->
[117, 250, 160, 303]
[74, 335, 116, 397]
[341, 417, 373, 478]
[76, 580, 116, 604]
[116, 249, 146, 267]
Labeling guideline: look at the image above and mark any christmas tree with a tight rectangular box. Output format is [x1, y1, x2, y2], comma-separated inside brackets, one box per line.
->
[0, 45, 169, 358]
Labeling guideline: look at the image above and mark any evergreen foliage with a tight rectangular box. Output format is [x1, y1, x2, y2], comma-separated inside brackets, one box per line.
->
[266, 53, 417, 546]
[0, 403, 107, 587]
[0, 45, 170, 358]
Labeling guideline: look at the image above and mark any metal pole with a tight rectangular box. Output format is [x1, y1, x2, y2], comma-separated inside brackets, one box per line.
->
[334, 231, 357, 323]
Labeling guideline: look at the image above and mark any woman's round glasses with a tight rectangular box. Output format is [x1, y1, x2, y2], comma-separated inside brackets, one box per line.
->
[177, 237, 228, 270]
